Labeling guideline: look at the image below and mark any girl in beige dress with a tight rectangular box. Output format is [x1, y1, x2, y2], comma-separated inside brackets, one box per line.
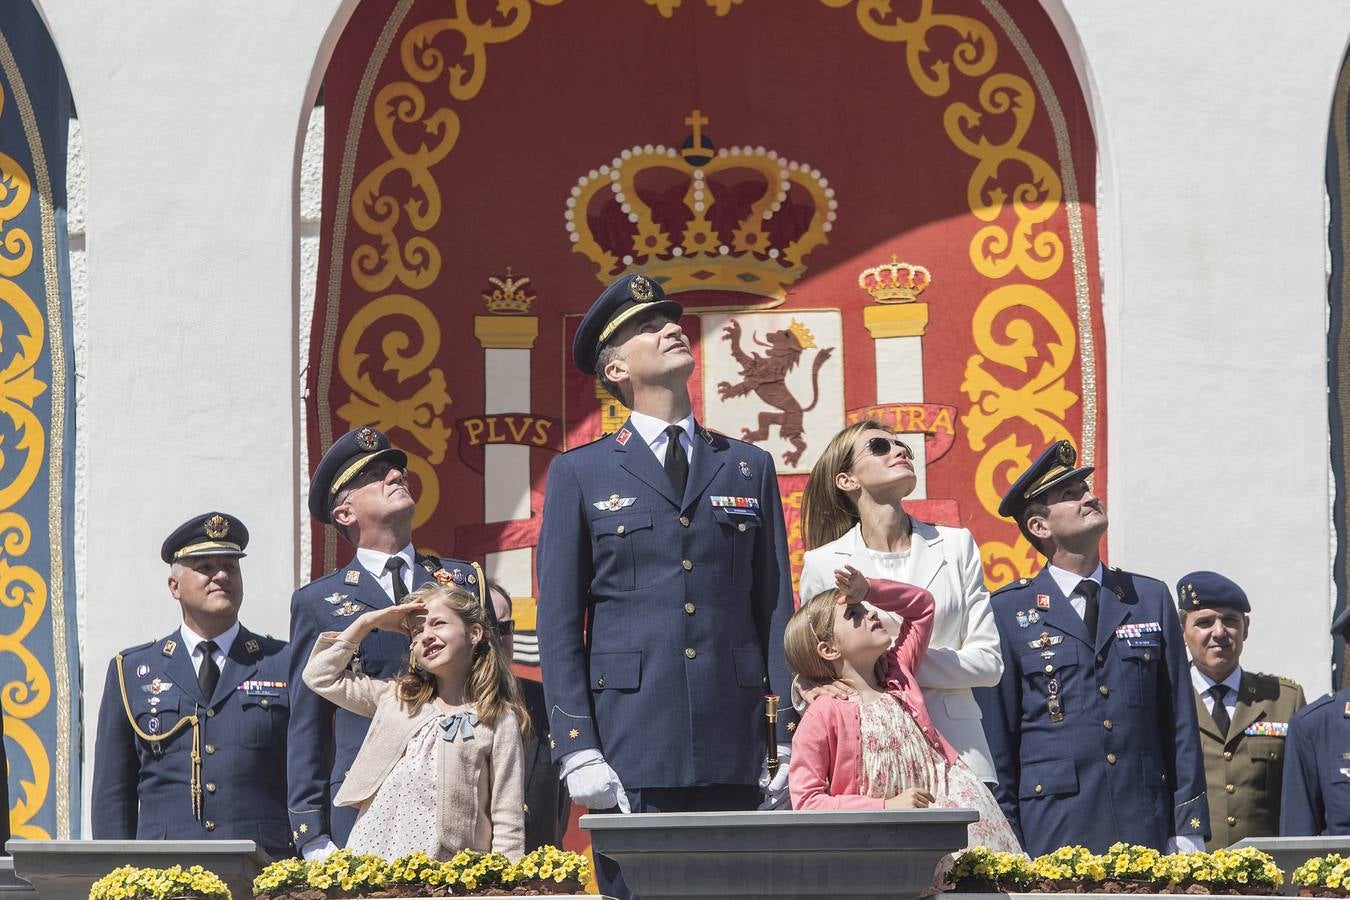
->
[303, 583, 528, 859]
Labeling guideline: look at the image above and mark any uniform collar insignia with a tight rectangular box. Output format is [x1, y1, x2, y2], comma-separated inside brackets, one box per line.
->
[615, 427, 632, 447]
[1035, 594, 1050, 609]
[344, 569, 361, 585]
[162, 639, 177, 657]
[244, 638, 260, 655]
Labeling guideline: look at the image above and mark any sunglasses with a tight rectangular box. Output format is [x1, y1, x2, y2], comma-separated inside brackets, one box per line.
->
[494, 619, 515, 637]
[863, 436, 914, 460]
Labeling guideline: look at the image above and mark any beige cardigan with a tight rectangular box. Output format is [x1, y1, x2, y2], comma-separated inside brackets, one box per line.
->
[302, 633, 525, 858]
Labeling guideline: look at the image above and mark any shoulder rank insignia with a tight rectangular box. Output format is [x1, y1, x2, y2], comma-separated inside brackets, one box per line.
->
[344, 570, 361, 586]
[324, 591, 347, 605]
[594, 495, 636, 511]
[1036, 594, 1050, 609]
[244, 638, 260, 655]
[162, 639, 177, 656]
[615, 428, 632, 447]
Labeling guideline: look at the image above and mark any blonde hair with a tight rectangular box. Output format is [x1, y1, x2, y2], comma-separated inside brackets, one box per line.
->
[784, 589, 845, 685]
[800, 419, 890, 550]
[396, 583, 531, 738]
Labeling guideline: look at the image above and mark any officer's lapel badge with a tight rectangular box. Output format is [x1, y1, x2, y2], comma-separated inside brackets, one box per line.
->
[147, 716, 160, 734]
[1027, 610, 1040, 624]
[593, 495, 636, 511]
[332, 599, 368, 617]
[1341, 767, 1350, 778]
[136, 664, 150, 677]
[1015, 611, 1028, 628]
[142, 677, 174, 696]
[1035, 594, 1051, 609]
[1111, 583, 1125, 598]
[739, 460, 752, 479]
[1028, 632, 1063, 650]
[344, 569, 362, 586]
[324, 591, 348, 605]
[162, 639, 177, 656]
[244, 638, 260, 655]
[615, 428, 632, 447]
[433, 566, 475, 588]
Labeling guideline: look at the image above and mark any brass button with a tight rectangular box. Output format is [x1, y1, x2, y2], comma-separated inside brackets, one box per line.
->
[523, 803, 529, 813]
[1106, 753, 1117, 764]
[1096, 655, 1104, 664]
[1225, 784, 1235, 794]
[684, 602, 696, 615]
[1098, 685, 1110, 697]
[1103, 719, 1113, 730]
[685, 647, 697, 659]
[205, 744, 216, 755]
[1269, 751, 1278, 760]
[260, 698, 269, 707]
[206, 709, 215, 718]
[1227, 815, 1236, 826]
[617, 524, 626, 535]
[204, 821, 216, 832]
[1034, 784, 1043, 794]
[737, 523, 747, 532]
[1043, 664, 1053, 674]
[682, 559, 693, 571]
[1223, 751, 1233, 760]
[1143, 651, 1151, 661]
[679, 516, 690, 527]
[596, 677, 605, 688]
[206, 782, 217, 794]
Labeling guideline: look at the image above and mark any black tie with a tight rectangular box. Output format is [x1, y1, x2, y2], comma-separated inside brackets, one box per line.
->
[385, 556, 409, 603]
[663, 424, 689, 498]
[1078, 579, 1100, 643]
[197, 640, 220, 700]
[1210, 684, 1231, 738]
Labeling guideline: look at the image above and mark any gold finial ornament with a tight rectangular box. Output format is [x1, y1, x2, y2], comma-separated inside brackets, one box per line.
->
[482, 266, 538, 315]
[858, 256, 931, 304]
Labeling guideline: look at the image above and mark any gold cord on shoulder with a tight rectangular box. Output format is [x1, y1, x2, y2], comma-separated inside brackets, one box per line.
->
[115, 653, 203, 821]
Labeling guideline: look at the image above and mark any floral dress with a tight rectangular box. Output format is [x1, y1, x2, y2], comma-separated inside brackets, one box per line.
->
[345, 717, 446, 859]
[859, 693, 1020, 853]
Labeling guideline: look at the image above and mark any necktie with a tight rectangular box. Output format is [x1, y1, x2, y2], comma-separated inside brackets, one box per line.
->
[385, 556, 409, 603]
[1078, 579, 1100, 643]
[663, 424, 689, 498]
[197, 640, 220, 700]
[1210, 684, 1231, 738]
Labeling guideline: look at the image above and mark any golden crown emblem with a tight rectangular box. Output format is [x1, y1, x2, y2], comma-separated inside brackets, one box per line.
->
[858, 256, 931, 304]
[787, 318, 816, 349]
[565, 110, 836, 301]
[482, 267, 537, 315]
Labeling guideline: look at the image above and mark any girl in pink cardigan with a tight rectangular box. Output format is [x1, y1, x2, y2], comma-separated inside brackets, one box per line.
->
[786, 565, 1018, 853]
[303, 583, 527, 859]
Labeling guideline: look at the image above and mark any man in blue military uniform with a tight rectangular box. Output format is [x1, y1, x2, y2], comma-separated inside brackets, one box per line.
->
[975, 441, 1209, 854]
[538, 274, 798, 899]
[287, 426, 491, 858]
[92, 512, 292, 856]
[1280, 607, 1350, 835]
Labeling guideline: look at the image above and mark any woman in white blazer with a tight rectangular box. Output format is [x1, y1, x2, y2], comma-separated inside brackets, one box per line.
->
[797, 419, 1003, 783]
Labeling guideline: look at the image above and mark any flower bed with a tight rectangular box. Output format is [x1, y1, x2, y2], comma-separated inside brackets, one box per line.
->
[946, 844, 1284, 895]
[252, 848, 591, 898]
[91, 864, 232, 900]
[1292, 854, 1350, 897]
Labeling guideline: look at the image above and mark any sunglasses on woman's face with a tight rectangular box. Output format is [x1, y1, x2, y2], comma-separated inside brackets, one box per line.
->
[494, 619, 515, 637]
[863, 436, 914, 460]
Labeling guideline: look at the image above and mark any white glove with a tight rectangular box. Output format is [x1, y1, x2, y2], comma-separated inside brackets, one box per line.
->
[300, 835, 338, 861]
[1166, 834, 1205, 853]
[560, 749, 631, 813]
[757, 744, 792, 810]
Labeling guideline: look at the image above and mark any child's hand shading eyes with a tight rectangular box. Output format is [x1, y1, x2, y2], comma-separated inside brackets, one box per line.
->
[833, 565, 868, 604]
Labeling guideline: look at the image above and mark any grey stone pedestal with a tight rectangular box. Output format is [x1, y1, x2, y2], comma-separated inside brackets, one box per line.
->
[1231, 836, 1350, 894]
[6, 840, 270, 900]
[582, 808, 977, 900]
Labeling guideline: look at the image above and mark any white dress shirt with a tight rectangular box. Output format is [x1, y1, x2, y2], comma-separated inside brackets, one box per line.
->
[179, 620, 238, 676]
[1047, 562, 1105, 621]
[356, 543, 416, 601]
[1191, 664, 1242, 719]
[627, 410, 695, 463]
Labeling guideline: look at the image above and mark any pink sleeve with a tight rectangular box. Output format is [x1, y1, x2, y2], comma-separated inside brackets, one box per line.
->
[788, 704, 885, 811]
[865, 578, 935, 680]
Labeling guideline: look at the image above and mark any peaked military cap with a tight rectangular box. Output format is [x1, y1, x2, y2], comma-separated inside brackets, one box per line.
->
[1334, 605, 1350, 640]
[161, 512, 248, 563]
[308, 426, 409, 524]
[997, 439, 1095, 519]
[1176, 570, 1250, 613]
[572, 273, 684, 375]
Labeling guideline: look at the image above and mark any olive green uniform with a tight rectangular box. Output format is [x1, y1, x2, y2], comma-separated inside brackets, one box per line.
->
[1196, 669, 1305, 848]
